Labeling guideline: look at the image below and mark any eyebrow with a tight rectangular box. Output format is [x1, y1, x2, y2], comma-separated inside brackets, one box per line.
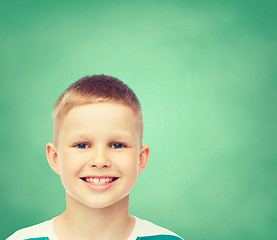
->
[67, 131, 133, 140]
[110, 131, 132, 138]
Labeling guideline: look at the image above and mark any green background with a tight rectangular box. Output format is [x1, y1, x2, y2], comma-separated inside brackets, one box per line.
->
[1, 0, 276, 239]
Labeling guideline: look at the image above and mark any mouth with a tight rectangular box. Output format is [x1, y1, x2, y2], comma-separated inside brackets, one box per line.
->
[81, 177, 118, 185]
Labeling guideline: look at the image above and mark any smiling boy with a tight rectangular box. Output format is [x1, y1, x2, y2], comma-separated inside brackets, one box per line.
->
[7, 75, 183, 240]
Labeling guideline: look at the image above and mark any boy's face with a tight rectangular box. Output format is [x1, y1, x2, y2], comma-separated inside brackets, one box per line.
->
[47, 102, 149, 209]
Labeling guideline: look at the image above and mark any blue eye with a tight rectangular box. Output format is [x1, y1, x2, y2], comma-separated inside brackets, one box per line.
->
[75, 143, 89, 149]
[111, 143, 125, 149]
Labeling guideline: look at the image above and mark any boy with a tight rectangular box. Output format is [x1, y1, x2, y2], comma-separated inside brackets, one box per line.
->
[7, 75, 183, 240]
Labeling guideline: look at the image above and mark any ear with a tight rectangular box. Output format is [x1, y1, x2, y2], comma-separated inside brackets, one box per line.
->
[46, 143, 60, 175]
[138, 145, 150, 175]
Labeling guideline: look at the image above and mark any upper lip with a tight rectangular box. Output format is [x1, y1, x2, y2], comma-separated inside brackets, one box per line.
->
[80, 175, 119, 179]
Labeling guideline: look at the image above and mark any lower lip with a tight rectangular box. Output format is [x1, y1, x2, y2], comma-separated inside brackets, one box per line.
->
[82, 179, 118, 191]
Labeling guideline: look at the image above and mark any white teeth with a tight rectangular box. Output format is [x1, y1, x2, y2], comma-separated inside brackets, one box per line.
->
[84, 177, 114, 184]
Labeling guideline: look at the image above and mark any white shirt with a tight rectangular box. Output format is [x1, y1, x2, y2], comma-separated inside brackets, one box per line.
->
[7, 216, 183, 240]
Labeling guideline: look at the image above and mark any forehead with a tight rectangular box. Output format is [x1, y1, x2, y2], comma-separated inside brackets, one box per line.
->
[60, 103, 141, 137]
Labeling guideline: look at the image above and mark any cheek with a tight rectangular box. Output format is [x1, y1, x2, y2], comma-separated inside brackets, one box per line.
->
[120, 153, 140, 176]
[59, 151, 84, 177]
[59, 157, 83, 194]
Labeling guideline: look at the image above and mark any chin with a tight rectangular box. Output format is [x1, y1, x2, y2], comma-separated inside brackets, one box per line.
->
[67, 192, 130, 210]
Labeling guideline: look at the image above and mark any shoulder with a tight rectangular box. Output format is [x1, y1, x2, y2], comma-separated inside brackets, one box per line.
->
[130, 217, 183, 240]
[6, 220, 53, 240]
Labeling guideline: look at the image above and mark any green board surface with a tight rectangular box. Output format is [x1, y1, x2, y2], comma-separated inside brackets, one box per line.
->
[1, 0, 276, 239]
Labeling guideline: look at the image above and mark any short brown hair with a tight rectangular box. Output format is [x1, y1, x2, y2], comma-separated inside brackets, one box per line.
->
[53, 74, 142, 145]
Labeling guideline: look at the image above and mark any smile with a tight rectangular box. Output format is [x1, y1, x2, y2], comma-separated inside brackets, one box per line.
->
[81, 176, 119, 191]
[81, 177, 118, 185]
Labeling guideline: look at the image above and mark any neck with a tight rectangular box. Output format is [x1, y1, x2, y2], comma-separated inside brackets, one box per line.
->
[53, 193, 135, 240]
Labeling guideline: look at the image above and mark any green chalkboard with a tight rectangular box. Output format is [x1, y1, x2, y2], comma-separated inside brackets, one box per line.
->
[1, 0, 276, 239]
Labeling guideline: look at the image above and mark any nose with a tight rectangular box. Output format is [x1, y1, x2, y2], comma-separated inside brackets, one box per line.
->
[89, 146, 111, 168]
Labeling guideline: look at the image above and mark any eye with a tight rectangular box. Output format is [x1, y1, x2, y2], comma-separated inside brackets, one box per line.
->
[75, 143, 89, 149]
[110, 143, 126, 149]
